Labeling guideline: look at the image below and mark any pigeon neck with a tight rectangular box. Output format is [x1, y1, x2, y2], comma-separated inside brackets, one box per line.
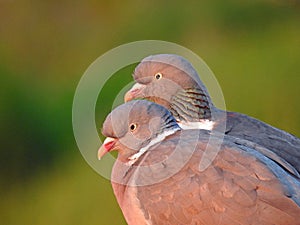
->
[178, 120, 215, 130]
[169, 88, 213, 123]
[127, 127, 180, 166]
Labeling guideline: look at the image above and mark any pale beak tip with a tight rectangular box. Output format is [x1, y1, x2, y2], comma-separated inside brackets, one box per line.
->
[97, 146, 107, 160]
[97, 137, 116, 160]
[124, 83, 145, 102]
[124, 91, 133, 102]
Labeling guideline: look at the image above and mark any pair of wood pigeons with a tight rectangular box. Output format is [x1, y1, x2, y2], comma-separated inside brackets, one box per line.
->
[98, 54, 300, 225]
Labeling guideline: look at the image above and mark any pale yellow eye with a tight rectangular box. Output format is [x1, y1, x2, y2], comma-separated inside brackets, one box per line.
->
[129, 123, 137, 131]
[155, 72, 162, 80]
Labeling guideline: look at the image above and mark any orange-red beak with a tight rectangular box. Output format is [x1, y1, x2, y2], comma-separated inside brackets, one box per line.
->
[98, 137, 117, 160]
[124, 83, 146, 102]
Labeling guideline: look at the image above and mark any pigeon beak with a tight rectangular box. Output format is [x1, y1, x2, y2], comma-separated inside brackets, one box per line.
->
[98, 137, 117, 160]
[124, 83, 146, 102]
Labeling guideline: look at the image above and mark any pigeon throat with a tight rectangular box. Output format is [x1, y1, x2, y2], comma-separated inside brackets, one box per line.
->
[126, 127, 180, 166]
[169, 88, 213, 124]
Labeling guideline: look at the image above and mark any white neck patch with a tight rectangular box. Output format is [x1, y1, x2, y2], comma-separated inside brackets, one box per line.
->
[127, 127, 180, 166]
[178, 119, 215, 130]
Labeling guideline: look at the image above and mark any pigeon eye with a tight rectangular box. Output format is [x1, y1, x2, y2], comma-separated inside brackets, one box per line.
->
[155, 73, 162, 80]
[129, 123, 137, 131]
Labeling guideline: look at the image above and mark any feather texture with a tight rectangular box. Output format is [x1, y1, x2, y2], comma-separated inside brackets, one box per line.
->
[99, 100, 300, 225]
[125, 54, 300, 173]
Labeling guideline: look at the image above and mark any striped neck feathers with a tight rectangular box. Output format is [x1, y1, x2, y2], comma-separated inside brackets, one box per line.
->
[169, 88, 213, 124]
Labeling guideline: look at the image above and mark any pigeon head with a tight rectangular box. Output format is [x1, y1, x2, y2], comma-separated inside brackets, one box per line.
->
[125, 54, 205, 107]
[125, 54, 213, 122]
[98, 100, 180, 162]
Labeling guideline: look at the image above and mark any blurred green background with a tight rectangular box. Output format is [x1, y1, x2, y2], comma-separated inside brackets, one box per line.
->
[1, 1, 299, 224]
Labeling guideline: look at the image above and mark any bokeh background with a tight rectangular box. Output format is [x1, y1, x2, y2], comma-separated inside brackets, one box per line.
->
[1, 1, 299, 224]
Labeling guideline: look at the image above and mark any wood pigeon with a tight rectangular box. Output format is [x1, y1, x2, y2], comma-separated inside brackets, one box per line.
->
[98, 100, 300, 225]
[124, 54, 300, 173]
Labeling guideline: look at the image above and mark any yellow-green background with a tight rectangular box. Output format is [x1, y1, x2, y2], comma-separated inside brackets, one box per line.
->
[1, 1, 299, 225]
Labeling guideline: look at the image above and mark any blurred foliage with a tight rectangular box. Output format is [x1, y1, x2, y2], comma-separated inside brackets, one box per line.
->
[0, 0, 299, 224]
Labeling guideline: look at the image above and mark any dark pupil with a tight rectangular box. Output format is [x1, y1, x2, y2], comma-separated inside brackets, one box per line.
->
[130, 124, 135, 130]
[155, 74, 161, 79]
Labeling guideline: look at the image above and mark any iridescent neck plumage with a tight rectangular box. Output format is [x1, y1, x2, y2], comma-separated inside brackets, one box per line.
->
[127, 127, 180, 166]
[170, 88, 213, 124]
